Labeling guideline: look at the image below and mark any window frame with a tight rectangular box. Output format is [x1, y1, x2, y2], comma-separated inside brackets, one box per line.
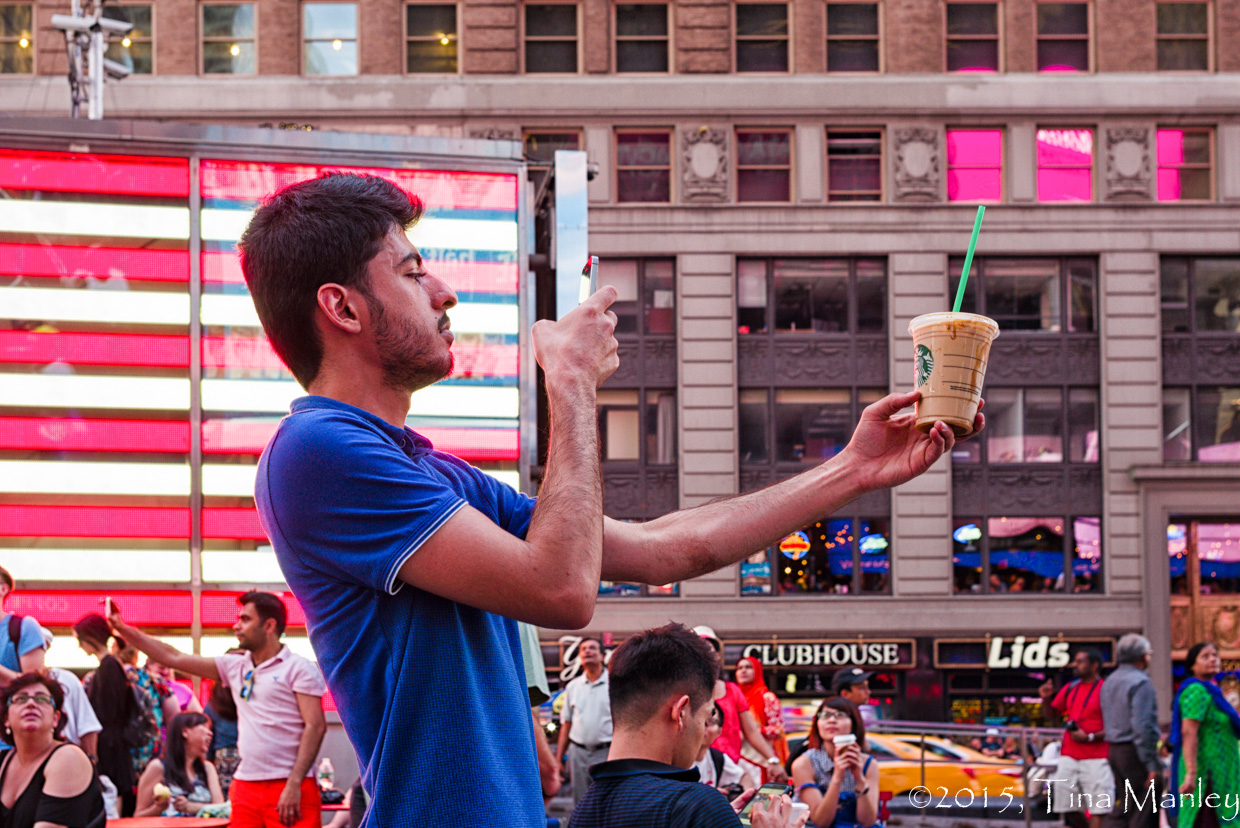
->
[613, 0, 671, 74]
[825, 127, 884, 203]
[953, 385, 1100, 466]
[735, 127, 794, 203]
[522, 0, 581, 74]
[102, 2, 155, 75]
[953, 515, 1103, 595]
[1156, 126, 1214, 203]
[824, 0, 882, 74]
[1155, 0, 1212, 72]
[943, 0, 1002, 73]
[301, 1, 360, 77]
[200, 2, 258, 76]
[1034, 0, 1092, 73]
[614, 127, 673, 204]
[403, 1, 461, 75]
[1160, 254, 1240, 336]
[738, 256, 889, 336]
[733, 0, 791, 74]
[743, 511, 894, 596]
[0, 2, 34, 75]
[946, 127, 1004, 204]
[948, 255, 1097, 334]
[1035, 125, 1095, 203]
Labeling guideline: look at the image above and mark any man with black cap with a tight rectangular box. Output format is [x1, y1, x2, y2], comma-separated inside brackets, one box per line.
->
[831, 669, 877, 729]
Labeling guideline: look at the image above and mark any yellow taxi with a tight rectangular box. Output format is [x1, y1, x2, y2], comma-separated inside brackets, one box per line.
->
[883, 734, 1028, 797]
[786, 732, 985, 798]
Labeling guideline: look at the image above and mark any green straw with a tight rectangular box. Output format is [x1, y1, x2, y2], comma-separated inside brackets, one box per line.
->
[952, 205, 986, 313]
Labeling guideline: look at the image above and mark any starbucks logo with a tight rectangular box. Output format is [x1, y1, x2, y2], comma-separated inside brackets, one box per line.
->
[915, 344, 934, 388]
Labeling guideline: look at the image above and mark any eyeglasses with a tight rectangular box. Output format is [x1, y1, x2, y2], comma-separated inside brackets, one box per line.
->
[239, 669, 255, 701]
[818, 710, 851, 721]
[10, 693, 55, 708]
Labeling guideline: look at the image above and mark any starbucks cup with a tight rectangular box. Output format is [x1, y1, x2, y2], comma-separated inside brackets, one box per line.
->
[832, 733, 857, 747]
[908, 312, 999, 438]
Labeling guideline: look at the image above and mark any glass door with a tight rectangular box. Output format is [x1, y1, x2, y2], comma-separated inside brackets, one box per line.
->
[1169, 518, 1240, 660]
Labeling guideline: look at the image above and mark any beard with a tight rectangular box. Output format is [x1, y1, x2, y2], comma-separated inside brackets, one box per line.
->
[371, 303, 454, 393]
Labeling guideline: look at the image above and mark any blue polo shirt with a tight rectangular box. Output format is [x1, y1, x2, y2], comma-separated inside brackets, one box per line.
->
[255, 396, 543, 828]
[570, 758, 741, 828]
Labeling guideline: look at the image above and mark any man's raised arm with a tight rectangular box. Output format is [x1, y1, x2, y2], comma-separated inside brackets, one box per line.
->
[108, 606, 220, 682]
[393, 287, 619, 630]
[601, 391, 977, 585]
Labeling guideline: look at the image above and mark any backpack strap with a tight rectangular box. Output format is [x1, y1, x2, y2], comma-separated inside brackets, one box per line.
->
[710, 747, 725, 784]
[7, 614, 22, 658]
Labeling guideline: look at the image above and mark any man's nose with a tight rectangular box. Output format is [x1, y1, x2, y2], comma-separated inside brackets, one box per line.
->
[430, 275, 457, 310]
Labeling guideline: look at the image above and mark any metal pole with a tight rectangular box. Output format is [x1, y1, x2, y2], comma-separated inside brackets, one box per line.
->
[919, 731, 927, 818]
[88, 0, 103, 120]
[1022, 727, 1033, 828]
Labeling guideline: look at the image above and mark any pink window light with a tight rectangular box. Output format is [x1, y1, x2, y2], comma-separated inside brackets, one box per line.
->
[946, 129, 1002, 202]
[1037, 128, 1093, 201]
[1158, 129, 1185, 201]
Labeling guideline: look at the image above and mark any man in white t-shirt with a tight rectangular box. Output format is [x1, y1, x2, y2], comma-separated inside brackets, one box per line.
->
[108, 591, 327, 828]
[36, 627, 102, 758]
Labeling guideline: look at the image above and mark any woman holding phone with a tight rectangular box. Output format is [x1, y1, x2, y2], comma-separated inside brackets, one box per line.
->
[790, 698, 878, 828]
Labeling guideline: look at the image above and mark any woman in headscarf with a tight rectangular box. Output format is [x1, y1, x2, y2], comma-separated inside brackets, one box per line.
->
[1170, 641, 1240, 828]
[735, 654, 788, 781]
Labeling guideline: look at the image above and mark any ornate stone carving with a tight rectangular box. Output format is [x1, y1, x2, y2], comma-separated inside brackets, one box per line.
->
[986, 337, 1100, 386]
[739, 466, 772, 494]
[1163, 337, 1240, 384]
[603, 340, 643, 387]
[1068, 467, 1103, 513]
[681, 126, 729, 203]
[1104, 127, 1153, 202]
[643, 337, 679, 386]
[644, 466, 679, 515]
[469, 127, 515, 140]
[987, 467, 1066, 512]
[1170, 602, 1192, 650]
[603, 465, 679, 518]
[892, 128, 941, 202]
[1161, 337, 1193, 385]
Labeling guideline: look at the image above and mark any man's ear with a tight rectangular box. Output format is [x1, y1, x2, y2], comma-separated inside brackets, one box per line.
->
[316, 283, 365, 334]
[671, 695, 691, 731]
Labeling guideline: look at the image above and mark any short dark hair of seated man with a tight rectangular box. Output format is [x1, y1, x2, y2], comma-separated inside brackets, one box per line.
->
[568, 622, 796, 828]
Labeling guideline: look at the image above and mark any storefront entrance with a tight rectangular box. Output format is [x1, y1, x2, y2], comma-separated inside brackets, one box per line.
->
[1169, 517, 1240, 661]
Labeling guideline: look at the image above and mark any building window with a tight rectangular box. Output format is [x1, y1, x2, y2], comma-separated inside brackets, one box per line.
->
[945, 2, 999, 72]
[827, 130, 882, 202]
[406, 3, 457, 73]
[1157, 2, 1209, 71]
[615, 3, 668, 72]
[950, 256, 1095, 336]
[953, 517, 1101, 594]
[744, 514, 891, 595]
[826, 2, 879, 72]
[598, 389, 676, 463]
[598, 258, 675, 335]
[1036, 127, 1093, 202]
[1161, 256, 1240, 462]
[303, 3, 358, 75]
[616, 130, 671, 203]
[0, 4, 33, 74]
[947, 129, 1002, 202]
[1036, 1, 1089, 72]
[202, 4, 256, 74]
[736, 3, 788, 72]
[103, 4, 153, 74]
[524, 3, 577, 73]
[736, 129, 792, 202]
[959, 387, 1099, 464]
[1157, 128, 1212, 202]
[738, 257, 886, 335]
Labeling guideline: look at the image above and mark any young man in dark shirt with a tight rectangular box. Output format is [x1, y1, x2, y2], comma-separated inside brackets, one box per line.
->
[570, 623, 798, 828]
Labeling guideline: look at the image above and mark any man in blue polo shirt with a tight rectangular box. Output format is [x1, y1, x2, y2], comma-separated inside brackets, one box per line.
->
[238, 173, 979, 827]
[570, 623, 794, 828]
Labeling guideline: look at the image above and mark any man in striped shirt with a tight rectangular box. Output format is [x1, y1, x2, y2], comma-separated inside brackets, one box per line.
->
[569, 623, 796, 828]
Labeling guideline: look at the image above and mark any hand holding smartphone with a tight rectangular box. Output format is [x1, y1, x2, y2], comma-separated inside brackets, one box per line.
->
[738, 782, 793, 825]
[579, 255, 598, 304]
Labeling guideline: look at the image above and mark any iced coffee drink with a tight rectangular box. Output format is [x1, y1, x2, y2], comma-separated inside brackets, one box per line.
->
[908, 312, 999, 437]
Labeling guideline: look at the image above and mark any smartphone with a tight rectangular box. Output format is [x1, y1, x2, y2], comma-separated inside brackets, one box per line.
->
[103, 596, 113, 617]
[738, 782, 793, 825]
[579, 255, 598, 304]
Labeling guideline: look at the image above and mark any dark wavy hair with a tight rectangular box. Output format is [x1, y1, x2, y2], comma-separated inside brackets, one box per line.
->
[0, 672, 66, 741]
[807, 696, 867, 752]
[163, 711, 212, 793]
[72, 613, 114, 651]
[1186, 641, 1218, 676]
[238, 173, 424, 388]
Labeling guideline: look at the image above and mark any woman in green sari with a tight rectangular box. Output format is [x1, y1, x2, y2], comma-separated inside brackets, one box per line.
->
[1171, 642, 1240, 828]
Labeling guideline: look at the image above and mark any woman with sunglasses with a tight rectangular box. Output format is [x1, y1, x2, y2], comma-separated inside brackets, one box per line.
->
[134, 712, 224, 817]
[0, 673, 104, 828]
[789, 698, 878, 828]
